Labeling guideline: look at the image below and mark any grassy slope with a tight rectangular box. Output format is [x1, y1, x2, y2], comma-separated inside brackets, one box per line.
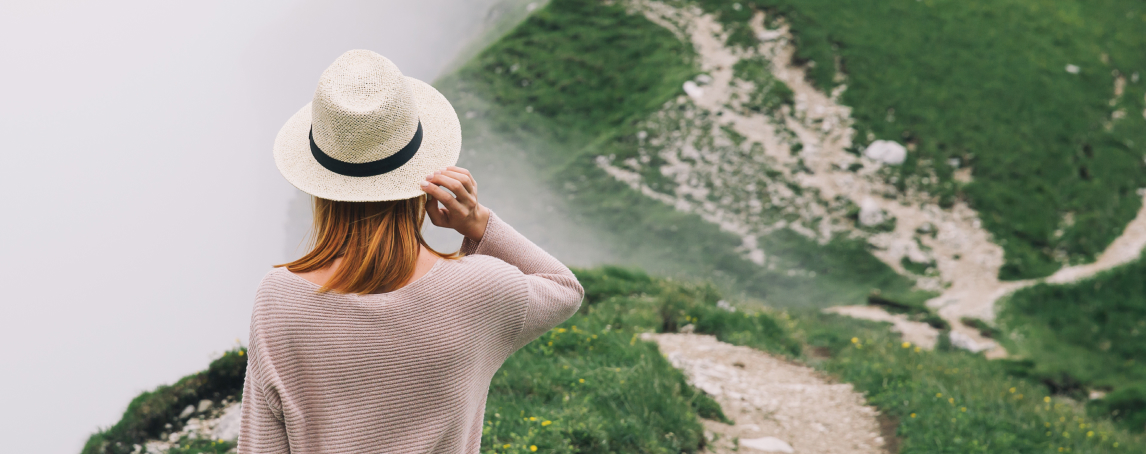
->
[1000, 251, 1146, 432]
[82, 350, 247, 454]
[84, 266, 1146, 453]
[694, 0, 1146, 279]
[439, 0, 926, 308]
[81, 277, 729, 454]
[584, 267, 1146, 452]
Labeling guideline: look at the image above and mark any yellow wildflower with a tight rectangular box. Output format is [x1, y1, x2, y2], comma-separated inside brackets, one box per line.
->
[579, 378, 585, 383]
[961, 407, 967, 412]
[910, 413, 916, 418]
[851, 337, 859, 343]
[503, 444, 511, 449]
[529, 416, 537, 421]
[557, 328, 566, 333]
[1044, 396, 1051, 403]
[542, 420, 552, 426]
[914, 347, 922, 353]
[238, 350, 245, 356]
[1009, 387, 1016, 393]
[1087, 431, 1094, 437]
[948, 398, 955, 404]
[530, 445, 538, 452]
[936, 393, 942, 398]
[902, 342, 911, 348]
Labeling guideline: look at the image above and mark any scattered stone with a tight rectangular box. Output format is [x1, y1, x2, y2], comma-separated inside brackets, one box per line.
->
[696, 74, 713, 85]
[858, 199, 886, 227]
[740, 436, 795, 453]
[683, 81, 704, 99]
[949, 331, 996, 353]
[757, 29, 785, 42]
[178, 405, 195, 419]
[1089, 390, 1107, 400]
[863, 140, 907, 165]
[1065, 64, 1080, 74]
[679, 323, 696, 334]
[197, 399, 213, 413]
[213, 404, 243, 442]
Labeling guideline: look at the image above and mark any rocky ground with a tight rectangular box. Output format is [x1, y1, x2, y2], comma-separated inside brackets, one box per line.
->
[646, 333, 888, 454]
[604, 0, 1146, 357]
[131, 398, 241, 454]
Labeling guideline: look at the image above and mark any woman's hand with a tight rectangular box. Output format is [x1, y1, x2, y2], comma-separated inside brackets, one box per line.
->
[420, 166, 491, 241]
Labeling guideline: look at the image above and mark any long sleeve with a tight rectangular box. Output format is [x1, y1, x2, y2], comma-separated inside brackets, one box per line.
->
[460, 211, 584, 350]
[238, 332, 290, 453]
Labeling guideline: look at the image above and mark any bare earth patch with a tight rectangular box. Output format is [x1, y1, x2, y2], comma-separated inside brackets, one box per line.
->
[645, 333, 886, 454]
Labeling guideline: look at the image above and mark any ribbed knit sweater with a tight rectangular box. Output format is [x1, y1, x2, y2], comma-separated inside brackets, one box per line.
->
[238, 213, 584, 453]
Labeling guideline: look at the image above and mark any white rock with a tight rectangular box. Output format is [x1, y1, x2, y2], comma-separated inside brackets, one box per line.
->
[757, 29, 785, 41]
[212, 403, 243, 442]
[863, 140, 907, 165]
[1065, 64, 1080, 74]
[695, 74, 713, 85]
[679, 324, 696, 334]
[178, 405, 195, 419]
[858, 199, 886, 227]
[683, 81, 704, 99]
[197, 399, 213, 413]
[740, 436, 795, 453]
[948, 331, 995, 353]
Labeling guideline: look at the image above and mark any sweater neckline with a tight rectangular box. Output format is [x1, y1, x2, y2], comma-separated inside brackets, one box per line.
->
[278, 258, 446, 300]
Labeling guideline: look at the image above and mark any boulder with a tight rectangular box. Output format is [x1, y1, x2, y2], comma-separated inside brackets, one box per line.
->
[740, 436, 795, 453]
[863, 140, 907, 165]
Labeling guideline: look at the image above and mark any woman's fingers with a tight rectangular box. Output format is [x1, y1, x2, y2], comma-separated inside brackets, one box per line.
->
[423, 194, 448, 226]
[428, 173, 474, 207]
[420, 177, 467, 216]
[439, 170, 476, 197]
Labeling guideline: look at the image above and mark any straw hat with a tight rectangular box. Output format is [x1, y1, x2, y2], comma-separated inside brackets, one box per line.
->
[273, 50, 461, 201]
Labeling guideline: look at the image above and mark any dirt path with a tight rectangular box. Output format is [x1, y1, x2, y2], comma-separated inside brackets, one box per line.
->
[613, 0, 1146, 357]
[646, 333, 887, 453]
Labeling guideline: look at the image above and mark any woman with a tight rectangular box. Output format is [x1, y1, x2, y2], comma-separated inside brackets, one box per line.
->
[239, 50, 584, 453]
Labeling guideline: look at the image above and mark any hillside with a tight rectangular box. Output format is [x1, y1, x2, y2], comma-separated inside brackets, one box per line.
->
[86, 267, 1146, 452]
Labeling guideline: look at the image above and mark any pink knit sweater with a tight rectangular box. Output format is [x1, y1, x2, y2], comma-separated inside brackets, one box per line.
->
[238, 213, 584, 453]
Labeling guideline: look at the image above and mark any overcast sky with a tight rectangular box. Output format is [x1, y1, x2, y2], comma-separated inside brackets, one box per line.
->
[0, 1, 525, 451]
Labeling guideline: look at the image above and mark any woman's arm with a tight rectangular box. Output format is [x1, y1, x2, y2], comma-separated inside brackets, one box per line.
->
[238, 333, 290, 453]
[422, 166, 584, 350]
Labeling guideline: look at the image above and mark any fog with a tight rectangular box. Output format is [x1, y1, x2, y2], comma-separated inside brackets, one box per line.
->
[0, 1, 579, 452]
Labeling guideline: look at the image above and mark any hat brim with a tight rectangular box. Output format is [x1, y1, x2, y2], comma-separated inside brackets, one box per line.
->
[273, 77, 461, 202]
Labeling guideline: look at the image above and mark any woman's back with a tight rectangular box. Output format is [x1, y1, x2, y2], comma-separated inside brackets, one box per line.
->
[241, 214, 583, 453]
[240, 50, 583, 453]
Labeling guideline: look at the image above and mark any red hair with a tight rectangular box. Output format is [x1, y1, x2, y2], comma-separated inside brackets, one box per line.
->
[277, 195, 458, 294]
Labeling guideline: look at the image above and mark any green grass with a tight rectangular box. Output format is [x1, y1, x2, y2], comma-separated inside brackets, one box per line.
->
[794, 312, 1146, 452]
[692, 0, 1146, 280]
[441, 0, 926, 308]
[578, 266, 1146, 452]
[86, 266, 1146, 453]
[481, 267, 734, 453]
[82, 349, 247, 454]
[1000, 251, 1146, 432]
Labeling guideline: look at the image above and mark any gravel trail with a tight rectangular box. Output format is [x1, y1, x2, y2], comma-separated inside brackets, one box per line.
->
[646, 333, 888, 454]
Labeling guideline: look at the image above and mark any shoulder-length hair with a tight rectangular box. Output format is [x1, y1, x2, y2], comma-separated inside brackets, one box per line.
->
[277, 195, 459, 294]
